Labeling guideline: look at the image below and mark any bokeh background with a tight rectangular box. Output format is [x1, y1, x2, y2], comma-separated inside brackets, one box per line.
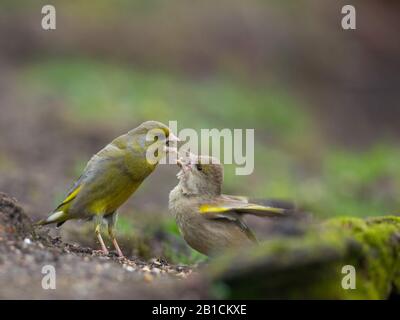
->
[0, 0, 399, 263]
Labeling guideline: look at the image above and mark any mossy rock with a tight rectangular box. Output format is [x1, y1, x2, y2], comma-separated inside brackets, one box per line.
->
[207, 216, 400, 299]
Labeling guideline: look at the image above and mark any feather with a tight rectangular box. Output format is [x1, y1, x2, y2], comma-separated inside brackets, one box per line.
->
[54, 183, 82, 211]
[34, 211, 66, 226]
[199, 195, 288, 218]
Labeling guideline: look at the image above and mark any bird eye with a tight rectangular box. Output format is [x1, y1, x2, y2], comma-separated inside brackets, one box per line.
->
[165, 139, 170, 147]
[196, 164, 202, 171]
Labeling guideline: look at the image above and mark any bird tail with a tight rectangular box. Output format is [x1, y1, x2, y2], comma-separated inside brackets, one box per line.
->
[34, 211, 68, 227]
[240, 199, 298, 217]
[235, 204, 288, 217]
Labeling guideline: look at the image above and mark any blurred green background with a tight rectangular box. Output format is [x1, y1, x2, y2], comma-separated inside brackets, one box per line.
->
[0, 0, 399, 263]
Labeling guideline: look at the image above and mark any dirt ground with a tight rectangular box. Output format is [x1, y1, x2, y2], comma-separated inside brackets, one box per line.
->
[0, 193, 210, 299]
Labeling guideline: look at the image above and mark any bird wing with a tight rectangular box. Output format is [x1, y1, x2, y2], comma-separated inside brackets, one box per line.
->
[197, 197, 258, 243]
[229, 217, 258, 243]
[54, 175, 85, 212]
[53, 153, 103, 212]
[198, 195, 289, 218]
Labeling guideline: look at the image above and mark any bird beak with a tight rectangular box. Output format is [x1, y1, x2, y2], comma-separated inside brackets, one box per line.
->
[168, 132, 180, 142]
[163, 132, 180, 154]
[176, 157, 193, 172]
[177, 158, 183, 168]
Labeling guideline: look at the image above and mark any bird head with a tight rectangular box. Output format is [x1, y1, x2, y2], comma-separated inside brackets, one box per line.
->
[128, 121, 179, 164]
[177, 153, 223, 196]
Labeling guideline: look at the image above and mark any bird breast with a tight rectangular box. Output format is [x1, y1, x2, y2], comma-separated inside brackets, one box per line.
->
[168, 187, 252, 256]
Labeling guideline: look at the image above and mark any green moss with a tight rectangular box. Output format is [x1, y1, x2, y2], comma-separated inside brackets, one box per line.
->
[208, 216, 400, 299]
[324, 216, 400, 298]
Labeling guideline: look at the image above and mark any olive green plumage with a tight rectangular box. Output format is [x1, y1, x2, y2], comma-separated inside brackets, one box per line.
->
[36, 121, 177, 257]
[169, 155, 295, 256]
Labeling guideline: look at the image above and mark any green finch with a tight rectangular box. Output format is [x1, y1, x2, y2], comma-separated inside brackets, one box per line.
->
[169, 154, 295, 256]
[36, 120, 179, 257]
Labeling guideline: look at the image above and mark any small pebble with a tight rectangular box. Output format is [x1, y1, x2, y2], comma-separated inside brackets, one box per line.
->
[141, 266, 151, 273]
[125, 266, 135, 272]
[143, 273, 154, 283]
[152, 268, 161, 275]
[176, 272, 187, 278]
[95, 265, 103, 272]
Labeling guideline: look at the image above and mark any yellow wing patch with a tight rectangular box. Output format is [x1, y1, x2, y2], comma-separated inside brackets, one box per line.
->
[199, 204, 285, 215]
[55, 184, 82, 211]
[199, 204, 229, 214]
[64, 185, 82, 203]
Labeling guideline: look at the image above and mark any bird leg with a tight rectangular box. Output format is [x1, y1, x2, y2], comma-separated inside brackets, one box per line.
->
[112, 238, 124, 258]
[95, 224, 109, 255]
[108, 225, 124, 258]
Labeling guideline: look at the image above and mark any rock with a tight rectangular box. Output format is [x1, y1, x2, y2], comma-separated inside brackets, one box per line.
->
[207, 216, 400, 299]
[143, 273, 154, 283]
[0, 192, 35, 240]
